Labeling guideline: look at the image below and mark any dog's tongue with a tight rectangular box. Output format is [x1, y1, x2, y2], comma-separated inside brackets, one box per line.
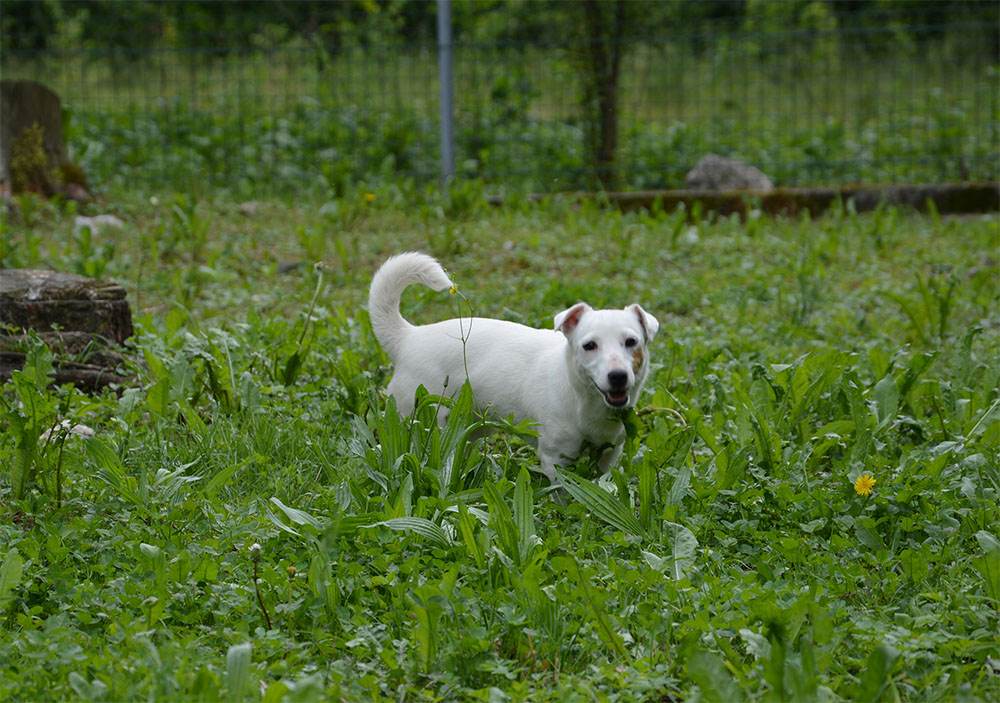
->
[607, 390, 629, 407]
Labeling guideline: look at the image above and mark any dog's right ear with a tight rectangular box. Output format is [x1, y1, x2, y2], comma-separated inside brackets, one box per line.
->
[554, 303, 591, 337]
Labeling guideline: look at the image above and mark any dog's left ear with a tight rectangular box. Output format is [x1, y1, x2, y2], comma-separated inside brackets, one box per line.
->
[554, 303, 592, 337]
[627, 304, 659, 341]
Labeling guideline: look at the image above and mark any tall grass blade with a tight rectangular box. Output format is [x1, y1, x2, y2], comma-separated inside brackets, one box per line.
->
[483, 480, 521, 566]
[513, 468, 540, 563]
[638, 454, 656, 531]
[225, 642, 252, 703]
[456, 502, 486, 569]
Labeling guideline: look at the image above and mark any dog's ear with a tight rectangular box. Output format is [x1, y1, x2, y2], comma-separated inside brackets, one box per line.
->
[627, 304, 659, 341]
[554, 303, 591, 336]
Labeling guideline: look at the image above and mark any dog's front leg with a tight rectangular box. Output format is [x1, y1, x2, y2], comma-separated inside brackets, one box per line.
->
[536, 449, 561, 485]
[536, 450, 569, 505]
[597, 444, 623, 474]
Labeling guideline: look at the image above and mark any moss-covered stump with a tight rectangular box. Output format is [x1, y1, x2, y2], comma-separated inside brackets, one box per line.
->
[0, 80, 91, 202]
[0, 269, 134, 391]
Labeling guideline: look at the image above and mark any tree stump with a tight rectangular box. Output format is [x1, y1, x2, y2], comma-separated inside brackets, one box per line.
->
[0, 80, 90, 202]
[0, 269, 134, 392]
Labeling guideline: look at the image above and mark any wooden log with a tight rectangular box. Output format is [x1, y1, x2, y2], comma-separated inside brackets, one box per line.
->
[0, 331, 127, 369]
[0, 269, 133, 343]
[0, 269, 135, 392]
[0, 351, 130, 393]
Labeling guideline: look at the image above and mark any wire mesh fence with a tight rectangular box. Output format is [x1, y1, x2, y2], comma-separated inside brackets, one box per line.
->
[2, 1, 997, 196]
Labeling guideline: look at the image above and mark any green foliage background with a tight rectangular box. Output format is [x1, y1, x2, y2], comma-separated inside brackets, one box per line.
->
[2, 0, 997, 193]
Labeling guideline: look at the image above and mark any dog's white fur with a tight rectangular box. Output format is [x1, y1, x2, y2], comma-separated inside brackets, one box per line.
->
[368, 252, 658, 485]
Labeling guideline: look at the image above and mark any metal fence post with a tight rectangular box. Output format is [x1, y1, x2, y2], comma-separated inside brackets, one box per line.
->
[437, 0, 456, 183]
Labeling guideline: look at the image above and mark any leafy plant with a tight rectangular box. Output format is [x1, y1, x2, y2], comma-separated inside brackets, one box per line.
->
[0, 334, 88, 504]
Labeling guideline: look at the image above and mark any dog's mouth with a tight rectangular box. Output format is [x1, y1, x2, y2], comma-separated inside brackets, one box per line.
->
[603, 389, 630, 408]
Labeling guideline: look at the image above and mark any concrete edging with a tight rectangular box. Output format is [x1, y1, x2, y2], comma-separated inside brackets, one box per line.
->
[489, 182, 1000, 217]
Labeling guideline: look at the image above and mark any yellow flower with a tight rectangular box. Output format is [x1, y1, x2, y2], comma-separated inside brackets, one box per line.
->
[364, 193, 376, 203]
[449, 284, 459, 295]
[854, 473, 876, 496]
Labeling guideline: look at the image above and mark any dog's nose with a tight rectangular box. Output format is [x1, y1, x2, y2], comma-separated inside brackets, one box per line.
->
[607, 370, 628, 389]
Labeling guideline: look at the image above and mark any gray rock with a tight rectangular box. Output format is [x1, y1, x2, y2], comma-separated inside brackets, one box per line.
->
[74, 214, 125, 231]
[685, 153, 774, 192]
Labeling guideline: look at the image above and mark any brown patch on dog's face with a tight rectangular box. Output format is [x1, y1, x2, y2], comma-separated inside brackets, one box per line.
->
[631, 346, 644, 374]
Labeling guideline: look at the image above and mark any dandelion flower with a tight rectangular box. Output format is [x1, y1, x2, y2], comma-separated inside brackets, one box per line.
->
[854, 473, 876, 496]
[449, 284, 459, 295]
[364, 193, 376, 203]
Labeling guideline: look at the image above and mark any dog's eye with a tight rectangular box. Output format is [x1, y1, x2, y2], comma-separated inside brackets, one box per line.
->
[582, 341, 598, 351]
[624, 337, 638, 348]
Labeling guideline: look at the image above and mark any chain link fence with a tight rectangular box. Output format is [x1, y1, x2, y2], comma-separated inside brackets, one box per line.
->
[2, 1, 997, 196]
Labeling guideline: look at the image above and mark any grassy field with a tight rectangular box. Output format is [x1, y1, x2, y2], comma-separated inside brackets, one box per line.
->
[1, 188, 999, 701]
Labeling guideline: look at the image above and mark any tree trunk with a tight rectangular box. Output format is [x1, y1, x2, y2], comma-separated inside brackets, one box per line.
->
[581, 0, 627, 191]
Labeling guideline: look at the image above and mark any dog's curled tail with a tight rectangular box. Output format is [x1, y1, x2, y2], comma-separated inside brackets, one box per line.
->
[368, 252, 453, 359]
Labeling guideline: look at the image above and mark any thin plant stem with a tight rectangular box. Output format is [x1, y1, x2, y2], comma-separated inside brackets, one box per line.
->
[253, 559, 273, 631]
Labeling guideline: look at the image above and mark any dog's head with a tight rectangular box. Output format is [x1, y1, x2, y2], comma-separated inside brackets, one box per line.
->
[554, 302, 659, 409]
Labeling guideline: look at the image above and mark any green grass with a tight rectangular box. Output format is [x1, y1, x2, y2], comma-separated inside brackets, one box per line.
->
[1, 188, 999, 701]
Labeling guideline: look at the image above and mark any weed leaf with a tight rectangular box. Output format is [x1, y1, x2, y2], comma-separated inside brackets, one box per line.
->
[557, 469, 643, 536]
[0, 549, 24, 613]
[270, 497, 325, 530]
[410, 583, 446, 671]
[664, 521, 698, 580]
[972, 532, 1000, 599]
[854, 644, 899, 702]
[686, 649, 747, 703]
[205, 458, 250, 498]
[667, 462, 691, 506]
[872, 375, 899, 430]
[976, 531, 1000, 554]
[368, 517, 451, 546]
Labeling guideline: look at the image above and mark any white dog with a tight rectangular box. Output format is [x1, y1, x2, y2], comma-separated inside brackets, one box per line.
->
[368, 252, 658, 485]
